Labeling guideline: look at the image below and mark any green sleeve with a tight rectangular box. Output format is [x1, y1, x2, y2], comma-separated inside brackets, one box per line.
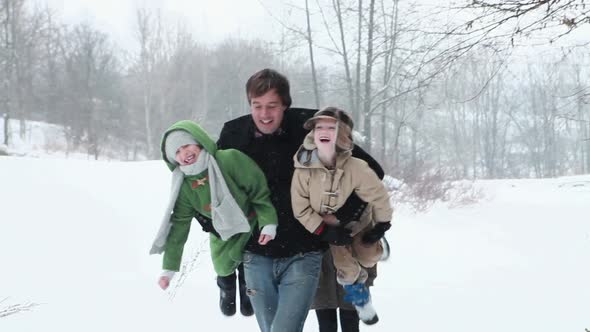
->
[162, 186, 194, 271]
[228, 151, 278, 229]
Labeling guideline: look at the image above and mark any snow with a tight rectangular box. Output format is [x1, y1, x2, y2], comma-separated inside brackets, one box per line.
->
[0, 118, 138, 160]
[1, 156, 589, 331]
[1, 119, 73, 158]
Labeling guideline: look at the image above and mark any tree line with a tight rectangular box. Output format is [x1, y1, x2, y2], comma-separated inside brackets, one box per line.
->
[1, 0, 589, 180]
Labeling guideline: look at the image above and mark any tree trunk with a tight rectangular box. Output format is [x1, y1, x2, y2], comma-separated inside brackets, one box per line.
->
[6, 0, 26, 138]
[380, 0, 399, 164]
[305, 0, 320, 109]
[362, 0, 376, 153]
[2, 0, 14, 144]
[354, 0, 362, 126]
[587, 118, 590, 173]
[136, 8, 157, 159]
[333, 0, 354, 112]
[2, 113, 8, 145]
[574, 64, 589, 173]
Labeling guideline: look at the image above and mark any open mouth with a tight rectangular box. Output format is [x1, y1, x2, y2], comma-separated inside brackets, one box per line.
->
[260, 119, 273, 125]
[184, 154, 196, 164]
[319, 137, 331, 143]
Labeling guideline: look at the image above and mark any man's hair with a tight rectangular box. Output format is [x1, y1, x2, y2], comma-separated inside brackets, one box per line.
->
[245, 68, 292, 108]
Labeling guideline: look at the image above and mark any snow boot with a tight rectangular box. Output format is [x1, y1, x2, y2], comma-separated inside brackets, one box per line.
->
[354, 298, 378, 325]
[343, 282, 379, 325]
[217, 274, 237, 316]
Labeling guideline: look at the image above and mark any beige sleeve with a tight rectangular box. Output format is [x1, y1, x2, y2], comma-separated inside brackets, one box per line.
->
[354, 163, 394, 222]
[291, 169, 324, 233]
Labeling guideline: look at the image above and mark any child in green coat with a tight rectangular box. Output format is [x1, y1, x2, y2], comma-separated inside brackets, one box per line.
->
[150, 120, 278, 316]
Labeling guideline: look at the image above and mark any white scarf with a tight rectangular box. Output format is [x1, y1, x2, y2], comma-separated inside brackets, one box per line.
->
[150, 150, 251, 254]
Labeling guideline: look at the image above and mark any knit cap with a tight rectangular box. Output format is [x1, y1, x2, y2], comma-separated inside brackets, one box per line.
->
[165, 130, 198, 164]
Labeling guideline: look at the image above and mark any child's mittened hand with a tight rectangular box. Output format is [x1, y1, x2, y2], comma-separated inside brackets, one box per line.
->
[258, 234, 273, 245]
[158, 276, 170, 290]
[361, 222, 391, 245]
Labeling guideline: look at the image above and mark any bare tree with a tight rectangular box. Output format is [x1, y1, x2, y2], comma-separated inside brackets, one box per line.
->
[379, 0, 400, 162]
[354, 0, 363, 124]
[361, 0, 377, 153]
[305, 0, 321, 108]
[1, 0, 25, 142]
[207, 38, 277, 132]
[135, 8, 161, 159]
[38, 5, 64, 125]
[466, 0, 590, 43]
[62, 23, 122, 159]
[332, 0, 354, 111]
[571, 59, 590, 173]
[1, 113, 8, 145]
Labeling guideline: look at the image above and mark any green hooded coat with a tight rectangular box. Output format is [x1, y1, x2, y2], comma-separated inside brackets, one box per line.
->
[160, 120, 277, 276]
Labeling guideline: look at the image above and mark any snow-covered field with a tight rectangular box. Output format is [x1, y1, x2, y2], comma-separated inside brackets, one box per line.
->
[1, 156, 589, 331]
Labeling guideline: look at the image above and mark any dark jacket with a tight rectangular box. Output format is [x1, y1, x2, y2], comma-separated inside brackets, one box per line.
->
[217, 108, 384, 258]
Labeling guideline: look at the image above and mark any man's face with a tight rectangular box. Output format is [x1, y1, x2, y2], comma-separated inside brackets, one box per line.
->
[313, 119, 338, 149]
[250, 89, 287, 134]
[174, 144, 202, 165]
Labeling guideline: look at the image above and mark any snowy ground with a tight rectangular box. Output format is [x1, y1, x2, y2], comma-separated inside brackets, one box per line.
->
[0, 156, 589, 331]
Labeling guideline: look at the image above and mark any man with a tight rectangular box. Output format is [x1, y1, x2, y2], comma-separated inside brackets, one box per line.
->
[217, 68, 384, 332]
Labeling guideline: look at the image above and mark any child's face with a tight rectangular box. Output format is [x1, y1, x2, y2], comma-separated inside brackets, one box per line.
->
[313, 119, 337, 149]
[174, 144, 202, 165]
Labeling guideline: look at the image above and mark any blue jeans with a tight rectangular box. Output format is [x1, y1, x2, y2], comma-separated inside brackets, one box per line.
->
[243, 250, 323, 332]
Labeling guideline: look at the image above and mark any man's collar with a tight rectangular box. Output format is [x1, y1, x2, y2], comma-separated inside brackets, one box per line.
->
[251, 114, 288, 138]
[254, 127, 285, 138]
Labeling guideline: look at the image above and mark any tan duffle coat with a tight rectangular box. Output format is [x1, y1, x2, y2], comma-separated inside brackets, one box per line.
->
[291, 133, 393, 236]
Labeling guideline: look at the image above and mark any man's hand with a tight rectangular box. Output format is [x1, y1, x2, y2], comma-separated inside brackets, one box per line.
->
[319, 225, 353, 246]
[361, 222, 391, 245]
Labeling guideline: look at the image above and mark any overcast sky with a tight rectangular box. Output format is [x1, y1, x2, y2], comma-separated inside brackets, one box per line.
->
[30, 0, 590, 67]
[38, 0, 282, 50]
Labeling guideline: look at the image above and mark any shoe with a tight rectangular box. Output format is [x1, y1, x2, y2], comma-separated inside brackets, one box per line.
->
[238, 277, 254, 316]
[217, 275, 236, 316]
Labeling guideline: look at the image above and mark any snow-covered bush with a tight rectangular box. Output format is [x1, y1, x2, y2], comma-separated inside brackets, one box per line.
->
[390, 172, 483, 212]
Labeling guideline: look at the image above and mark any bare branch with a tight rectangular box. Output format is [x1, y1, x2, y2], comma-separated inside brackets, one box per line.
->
[0, 298, 41, 318]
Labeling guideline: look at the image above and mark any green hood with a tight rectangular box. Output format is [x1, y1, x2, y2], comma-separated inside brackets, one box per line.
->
[160, 120, 218, 171]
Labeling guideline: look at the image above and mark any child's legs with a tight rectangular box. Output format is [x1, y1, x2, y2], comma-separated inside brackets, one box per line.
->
[329, 245, 361, 285]
[351, 230, 383, 269]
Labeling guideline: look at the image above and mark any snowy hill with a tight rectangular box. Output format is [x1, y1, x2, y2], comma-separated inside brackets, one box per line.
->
[1, 156, 589, 331]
